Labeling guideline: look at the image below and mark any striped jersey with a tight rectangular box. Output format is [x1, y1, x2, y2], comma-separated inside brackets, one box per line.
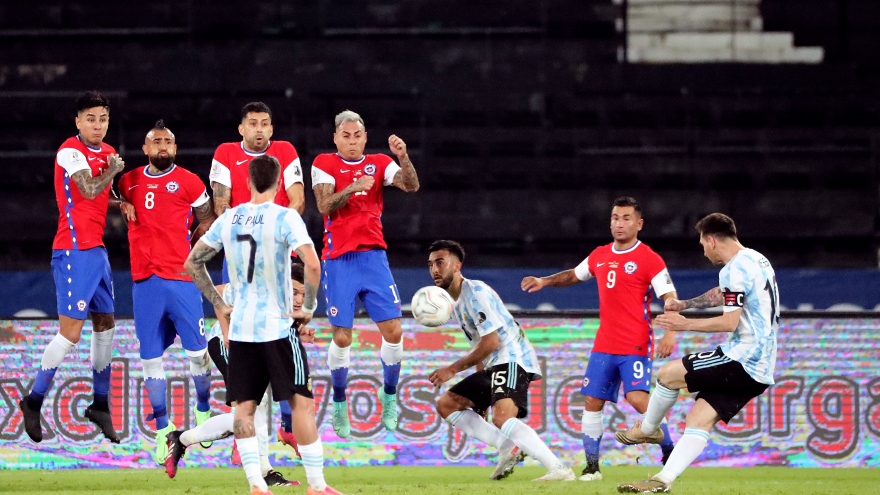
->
[718, 248, 779, 385]
[201, 202, 313, 343]
[452, 278, 541, 378]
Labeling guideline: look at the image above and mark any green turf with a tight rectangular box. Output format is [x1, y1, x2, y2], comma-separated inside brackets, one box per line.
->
[0, 466, 875, 495]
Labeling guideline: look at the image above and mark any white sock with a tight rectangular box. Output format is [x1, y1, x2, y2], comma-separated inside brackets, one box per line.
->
[41, 333, 76, 369]
[642, 384, 680, 434]
[298, 439, 327, 492]
[445, 410, 514, 451]
[255, 393, 271, 475]
[186, 348, 211, 376]
[90, 329, 115, 373]
[654, 428, 709, 484]
[180, 413, 234, 446]
[380, 338, 403, 365]
[327, 341, 350, 370]
[237, 436, 267, 491]
[581, 410, 603, 442]
[501, 418, 564, 471]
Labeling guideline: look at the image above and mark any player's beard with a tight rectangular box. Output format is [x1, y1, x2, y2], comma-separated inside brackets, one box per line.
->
[434, 273, 454, 290]
[150, 153, 175, 171]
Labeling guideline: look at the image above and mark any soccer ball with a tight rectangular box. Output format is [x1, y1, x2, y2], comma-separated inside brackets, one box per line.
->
[410, 285, 454, 327]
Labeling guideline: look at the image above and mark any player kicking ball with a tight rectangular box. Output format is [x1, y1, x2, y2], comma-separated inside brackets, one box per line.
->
[163, 261, 313, 487]
[427, 240, 575, 482]
[616, 214, 779, 493]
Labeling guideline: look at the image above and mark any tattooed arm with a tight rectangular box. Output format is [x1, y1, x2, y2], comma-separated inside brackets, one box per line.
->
[521, 268, 585, 293]
[390, 154, 420, 192]
[185, 241, 227, 310]
[191, 200, 218, 245]
[293, 243, 321, 325]
[71, 154, 125, 200]
[313, 180, 371, 216]
[212, 182, 231, 217]
[664, 287, 723, 312]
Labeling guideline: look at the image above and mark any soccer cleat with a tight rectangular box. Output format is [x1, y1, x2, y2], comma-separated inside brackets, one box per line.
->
[264, 470, 301, 487]
[194, 409, 213, 448]
[533, 467, 576, 481]
[231, 438, 242, 466]
[578, 457, 602, 481]
[332, 400, 351, 439]
[153, 422, 176, 465]
[19, 398, 43, 443]
[277, 426, 302, 459]
[491, 445, 525, 480]
[250, 487, 274, 495]
[377, 389, 399, 432]
[306, 485, 346, 495]
[84, 404, 121, 444]
[164, 430, 187, 479]
[615, 420, 665, 446]
[617, 478, 670, 493]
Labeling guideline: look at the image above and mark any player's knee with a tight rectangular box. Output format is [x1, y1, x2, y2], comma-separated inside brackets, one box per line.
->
[141, 356, 165, 380]
[91, 313, 115, 333]
[331, 327, 353, 348]
[657, 363, 681, 388]
[435, 393, 462, 418]
[584, 395, 605, 412]
[377, 320, 403, 343]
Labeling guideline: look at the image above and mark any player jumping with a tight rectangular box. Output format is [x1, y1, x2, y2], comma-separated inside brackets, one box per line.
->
[521, 197, 678, 480]
[186, 155, 342, 495]
[20, 91, 126, 444]
[117, 120, 218, 464]
[428, 240, 576, 482]
[616, 213, 779, 493]
[311, 110, 419, 438]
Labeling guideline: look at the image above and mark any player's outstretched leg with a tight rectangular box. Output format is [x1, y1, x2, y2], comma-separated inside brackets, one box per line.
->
[85, 319, 120, 443]
[142, 356, 176, 463]
[164, 430, 187, 478]
[187, 348, 214, 448]
[498, 418, 574, 481]
[615, 383, 679, 445]
[288, 395, 345, 495]
[23, 321, 81, 442]
[377, 328, 403, 432]
[327, 336, 351, 438]
[580, 409, 603, 481]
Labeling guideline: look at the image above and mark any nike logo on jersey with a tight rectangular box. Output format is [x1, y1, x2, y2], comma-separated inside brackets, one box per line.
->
[236, 159, 248, 165]
[631, 381, 642, 386]
[340, 169, 350, 173]
[597, 263, 605, 267]
[127, 185, 139, 191]
[88, 156, 97, 161]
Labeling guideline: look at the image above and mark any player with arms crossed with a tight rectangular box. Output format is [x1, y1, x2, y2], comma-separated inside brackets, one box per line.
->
[428, 240, 575, 482]
[209, 101, 305, 448]
[521, 197, 678, 480]
[186, 155, 342, 495]
[164, 261, 310, 487]
[311, 110, 419, 437]
[117, 120, 218, 463]
[616, 213, 779, 494]
[20, 91, 127, 443]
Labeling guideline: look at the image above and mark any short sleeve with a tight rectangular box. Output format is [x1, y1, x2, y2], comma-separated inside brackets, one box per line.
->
[720, 260, 748, 312]
[57, 148, 91, 176]
[383, 156, 401, 186]
[470, 286, 506, 336]
[310, 157, 335, 187]
[201, 211, 227, 250]
[282, 157, 304, 187]
[209, 147, 231, 187]
[117, 172, 132, 201]
[650, 268, 676, 297]
[184, 172, 210, 208]
[574, 256, 592, 281]
[281, 211, 313, 251]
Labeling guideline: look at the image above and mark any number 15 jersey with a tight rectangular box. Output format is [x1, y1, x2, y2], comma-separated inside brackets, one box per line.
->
[201, 202, 314, 343]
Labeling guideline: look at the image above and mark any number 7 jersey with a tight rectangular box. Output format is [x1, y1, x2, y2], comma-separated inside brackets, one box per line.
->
[201, 202, 314, 343]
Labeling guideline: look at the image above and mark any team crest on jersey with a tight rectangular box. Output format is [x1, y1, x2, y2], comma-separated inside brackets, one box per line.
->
[76, 299, 87, 311]
[329, 306, 338, 317]
[364, 164, 377, 176]
[624, 261, 637, 274]
[582, 377, 590, 388]
[166, 181, 180, 193]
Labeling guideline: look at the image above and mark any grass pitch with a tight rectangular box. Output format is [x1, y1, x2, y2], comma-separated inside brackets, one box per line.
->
[0, 466, 875, 495]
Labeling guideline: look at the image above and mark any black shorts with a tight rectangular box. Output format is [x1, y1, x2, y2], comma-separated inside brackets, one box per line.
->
[449, 363, 535, 419]
[683, 347, 769, 423]
[207, 337, 232, 405]
[226, 332, 313, 405]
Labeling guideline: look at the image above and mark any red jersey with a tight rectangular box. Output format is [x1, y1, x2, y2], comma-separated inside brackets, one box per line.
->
[53, 136, 116, 250]
[208, 140, 302, 208]
[119, 164, 210, 282]
[310, 153, 402, 259]
[575, 241, 676, 357]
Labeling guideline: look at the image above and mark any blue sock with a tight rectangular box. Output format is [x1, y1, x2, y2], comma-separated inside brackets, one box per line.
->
[582, 433, 601, 465]
[28, 368, 58, 409]
[330, 367, 348, 403]
[191, 373, 211, 412]
[92, 366, 111, 410]
[279, 400, 293, 432]
[659, 422, 674, 454]
[382, 360, 401, 396]
[145, 377, 169, 430]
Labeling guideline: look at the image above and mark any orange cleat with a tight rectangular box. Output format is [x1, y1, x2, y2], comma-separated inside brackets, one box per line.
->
[306, 485, 345, 495]
[250, 486, 274, 495]
[276, 426, 301, 459]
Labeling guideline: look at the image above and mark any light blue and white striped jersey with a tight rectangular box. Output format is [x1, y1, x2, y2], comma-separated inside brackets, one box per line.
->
[201, 202, 313, 343]
[452, 278, 541, 378]
[718, 248, 779, 385]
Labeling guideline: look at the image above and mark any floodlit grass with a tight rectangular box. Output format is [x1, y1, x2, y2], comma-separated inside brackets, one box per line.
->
[0, 466, 875, 495]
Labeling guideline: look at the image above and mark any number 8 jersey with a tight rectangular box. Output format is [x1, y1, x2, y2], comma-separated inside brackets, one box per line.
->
[119, 164, 210, 282]
[201, 202, 314, 343]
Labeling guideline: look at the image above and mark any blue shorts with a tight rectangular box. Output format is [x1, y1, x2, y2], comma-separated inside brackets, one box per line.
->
[133, 275, 206, 359]
[51, 248, 114, 319]
[581, 352, 652, 403]
[323, 250, 402, 328]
